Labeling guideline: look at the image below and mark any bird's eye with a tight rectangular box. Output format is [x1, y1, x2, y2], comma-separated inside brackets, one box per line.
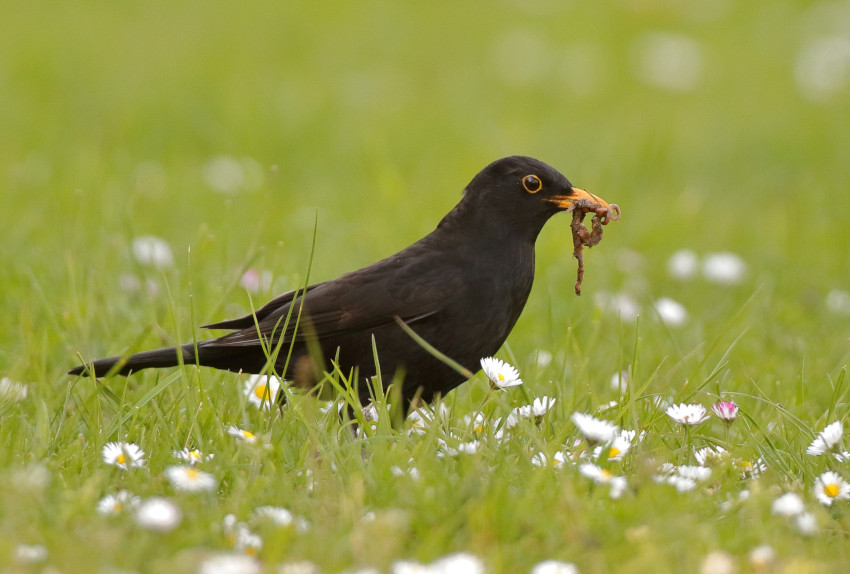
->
[522, 174, 542, 193]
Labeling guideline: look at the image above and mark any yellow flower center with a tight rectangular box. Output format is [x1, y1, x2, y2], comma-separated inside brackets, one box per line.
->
[498, 373, 505, 381]
[601, 469, 612, 478]
[117, 454, 126, 464]
[114, 503, 122, 512]
[474, 425, 484, 435]
[189, 450, 201, 460]
[608, 447, 620, 459]
[245, 547, 257, 556]
[253, 384, 269, 399]
[824, 483, 840, 498]
[553, 459, 562, 467]
[186, 468, 200, 480]
[241, 430, 254, 439]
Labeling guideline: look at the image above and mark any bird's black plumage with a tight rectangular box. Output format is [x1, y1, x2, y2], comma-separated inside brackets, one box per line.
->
[69, 156, 615, 409]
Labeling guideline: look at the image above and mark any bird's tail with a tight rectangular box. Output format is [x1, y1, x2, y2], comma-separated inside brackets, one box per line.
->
[68, 344, 196, 377]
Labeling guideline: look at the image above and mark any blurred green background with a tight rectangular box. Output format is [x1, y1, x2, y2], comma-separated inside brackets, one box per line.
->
[3, 1, 850, 571]
[3, 0, 849, 380]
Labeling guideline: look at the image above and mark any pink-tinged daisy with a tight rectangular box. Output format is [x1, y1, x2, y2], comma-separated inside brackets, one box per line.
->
[165, 465, 218, 493]
[806, 421, 843, 456]
[97, 490, 140, 516]
[814, 471, 850, 506]
[173, 447, 214, 465]
[711, 401, 739, 422]
[102, 442, 146, 470]
[134, 497, 182, 531]
[666, 403, 710, 425]
[771, 492, 804, 517]
[227, 426, 257, 444]
[480, 357, 523, 389]
[243, 374, 282, 410]
[570, 412, 618, 444]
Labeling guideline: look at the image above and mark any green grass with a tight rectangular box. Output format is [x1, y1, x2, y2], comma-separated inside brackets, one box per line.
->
[2, 0, 850, 572]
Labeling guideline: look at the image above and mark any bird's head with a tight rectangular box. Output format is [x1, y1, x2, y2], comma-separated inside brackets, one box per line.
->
[453, 156, 618, 240]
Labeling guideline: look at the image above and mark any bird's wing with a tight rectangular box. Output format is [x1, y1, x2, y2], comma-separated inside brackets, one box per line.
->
[207, 243, 466, 348]
[201, 282, 328, 330]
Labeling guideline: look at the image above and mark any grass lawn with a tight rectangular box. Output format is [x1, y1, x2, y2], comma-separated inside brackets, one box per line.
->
[2, 1, 850, 572]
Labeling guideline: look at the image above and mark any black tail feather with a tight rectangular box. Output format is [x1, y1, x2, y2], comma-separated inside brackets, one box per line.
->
[68, 344, 194, 377]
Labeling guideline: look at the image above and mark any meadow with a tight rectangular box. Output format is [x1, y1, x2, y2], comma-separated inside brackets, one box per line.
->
[2, 1, 850, 572]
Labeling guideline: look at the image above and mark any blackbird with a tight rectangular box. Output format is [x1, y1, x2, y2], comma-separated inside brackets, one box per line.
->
[69, 156, 617, 409]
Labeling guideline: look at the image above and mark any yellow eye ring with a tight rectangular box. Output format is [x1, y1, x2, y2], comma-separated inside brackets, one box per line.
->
[522, 174, 542, 193]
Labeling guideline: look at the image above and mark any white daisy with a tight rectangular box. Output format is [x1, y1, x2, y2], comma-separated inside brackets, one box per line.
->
[749, 545, 775, 570]
[227, 426, 257, 444]
[593, 435, 631, 462]
[134, 497, 182, 532]
[0, 377, 28, 401]
[675, 465, 712, 482]
[795, 511, 819, 536]
[198, 553, 262, 574]
[668, 249, 699, 280]
[165, 465, 218, 493]
[570, 412, 618, 444]
[771, 492, 804, 517]
[531, 451, 568, 469]
[13, 544, 47, 564]
[579, 463, 627, 498]
[666, 403, 710, 425]
[610, 370, 629, 393]
[278, 561, 321, 574]
[814, 471, 850, 506]
[243, 374, 281, 410]
[173, 447, 214, 465]
[428, 552, 484, 574]
[737, 457, 767, 480]
[806, 421, 843, 456]
[102, 442, 146, 470]
[480, 357, 523, 389]
[223, 514, 263, 555]
[505, 397, 557, 429]
[437, 439, 480, 457]
[464, 412, 488, 438]
[97, 490, 140, 516]
[654, 297, 688, 327]
[702, 252, 746, 285]
[700, 551, 735, 574]
[253, 506, 309, 532]
[132, 235, 174, 268]
[695, 446, 728, 466]
[531, 561, 579, 574]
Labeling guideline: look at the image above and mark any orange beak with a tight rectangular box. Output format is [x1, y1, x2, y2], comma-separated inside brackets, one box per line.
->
[547, 187, 620, 223]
